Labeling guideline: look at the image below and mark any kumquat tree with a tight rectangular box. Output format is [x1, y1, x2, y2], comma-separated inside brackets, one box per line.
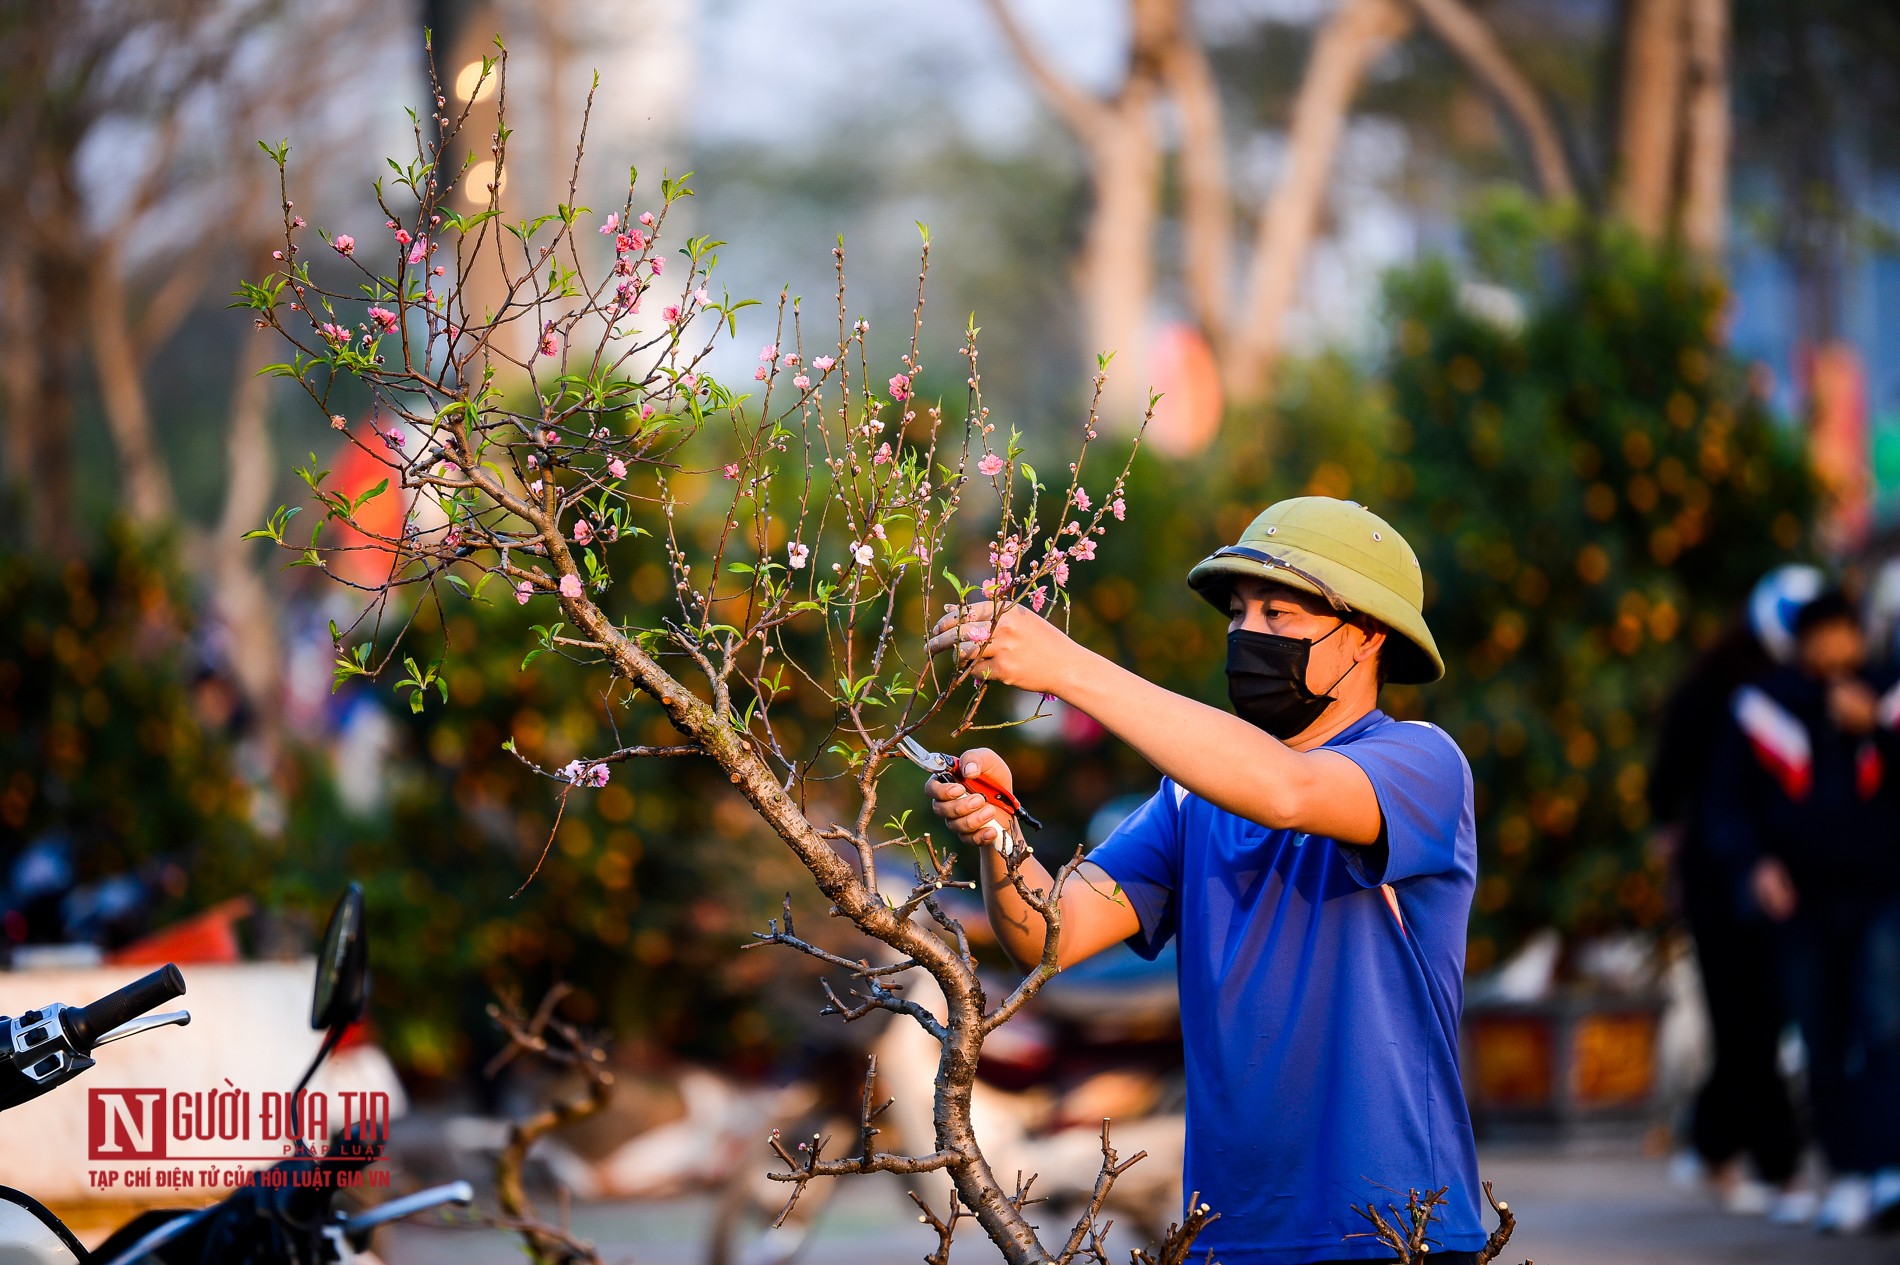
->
[236, 38, 1210, 1265]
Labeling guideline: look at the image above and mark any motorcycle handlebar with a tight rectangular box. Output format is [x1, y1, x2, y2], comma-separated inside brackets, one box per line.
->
[63, 964, 186, 1054]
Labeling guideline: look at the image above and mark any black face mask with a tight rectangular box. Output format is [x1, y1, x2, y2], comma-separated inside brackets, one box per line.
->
[1226, 623, 1355, 740]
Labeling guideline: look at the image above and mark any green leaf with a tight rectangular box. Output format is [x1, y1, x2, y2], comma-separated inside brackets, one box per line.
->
[352, 479, 390, 512]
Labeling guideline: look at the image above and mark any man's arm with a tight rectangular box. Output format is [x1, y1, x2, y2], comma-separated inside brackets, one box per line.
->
[928, 755, 1142, 971]
[980, 837, 1143, 972]
[1056, 645, 1385, 844]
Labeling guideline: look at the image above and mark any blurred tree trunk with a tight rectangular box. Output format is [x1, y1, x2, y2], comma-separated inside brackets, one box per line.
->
[6, 254, 88, 556]
[0, 254, 79, 555]
[990, 0, 1580, 408]
[1678, 0, 1729, 262]
[1163, 21, 1235, 360]
[1227, 0, 1413, 400]
[980, 0, 1176, 422]
[1408, 0, 1577, 200]
[1076, 90, 1163, 421]
[207, 316, 285, 752]
[1617, 0, 1687, 239]
[89, 246, 177, 525]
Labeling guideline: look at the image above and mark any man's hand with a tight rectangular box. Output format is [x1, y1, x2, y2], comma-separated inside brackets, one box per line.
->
[1828, 679, 1878, 735]
[925, 748, 1015, 851]
[926, 601, 1077, 696]
[1751, 857, 1798, 922]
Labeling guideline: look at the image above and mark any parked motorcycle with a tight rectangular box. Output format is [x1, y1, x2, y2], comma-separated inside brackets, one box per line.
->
[0, 884, 473, 1264]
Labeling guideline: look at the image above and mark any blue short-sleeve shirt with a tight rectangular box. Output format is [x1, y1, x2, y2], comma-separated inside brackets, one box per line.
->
[1088, 710, 1482, 1264]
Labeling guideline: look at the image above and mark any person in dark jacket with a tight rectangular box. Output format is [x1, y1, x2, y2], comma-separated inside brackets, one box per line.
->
[1650, 572, 1809, 1216]
[1705, 589, 1900, 1234]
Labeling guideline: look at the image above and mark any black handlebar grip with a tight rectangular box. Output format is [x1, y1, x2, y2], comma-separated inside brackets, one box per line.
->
[63, 963, 186, 1053]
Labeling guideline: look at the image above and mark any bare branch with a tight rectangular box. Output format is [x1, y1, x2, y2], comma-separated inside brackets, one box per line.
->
[485, 985, 614, 1265]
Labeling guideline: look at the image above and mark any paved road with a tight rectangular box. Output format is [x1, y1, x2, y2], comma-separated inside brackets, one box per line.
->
[378, 1150, 1900, 1264]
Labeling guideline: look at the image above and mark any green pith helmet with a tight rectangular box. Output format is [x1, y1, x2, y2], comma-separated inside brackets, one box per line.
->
[1186, 496, 1445, 684]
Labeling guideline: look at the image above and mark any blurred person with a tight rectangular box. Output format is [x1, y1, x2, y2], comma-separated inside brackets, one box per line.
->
[1649, 566, 1819, 1219]
[925, 498, 1487, 1265]
[1706, 589, 1900, 1234]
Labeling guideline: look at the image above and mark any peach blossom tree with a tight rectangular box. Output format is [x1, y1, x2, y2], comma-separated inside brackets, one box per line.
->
[237, 39, 1208, 1265]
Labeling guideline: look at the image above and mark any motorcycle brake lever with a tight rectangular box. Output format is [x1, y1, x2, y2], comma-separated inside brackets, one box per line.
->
[92, 1010, 191, 1048]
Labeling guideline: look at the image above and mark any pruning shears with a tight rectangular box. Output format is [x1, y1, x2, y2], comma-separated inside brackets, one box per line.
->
[899, 736, 1043, 857]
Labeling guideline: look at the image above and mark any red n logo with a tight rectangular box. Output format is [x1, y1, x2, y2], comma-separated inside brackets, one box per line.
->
[89, 1089, 167, 1159]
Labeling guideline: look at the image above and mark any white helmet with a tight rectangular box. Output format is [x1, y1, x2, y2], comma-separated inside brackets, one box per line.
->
[1748, 564, 1827, 665]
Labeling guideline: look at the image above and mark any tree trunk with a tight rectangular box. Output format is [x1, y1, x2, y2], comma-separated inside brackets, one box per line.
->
[89, 246, 176, 526]
[1678, 0, 1728, 262]
[1077, 92, 1163, 423]
[207, 324, 285, 745]
[1228, 0, 1413, 401]
[17, 252, 87, 555]
[0, 253, 44, 536]
[1162, 19, 1234, 356]
[1407, 0, 1577, 200]
[542, 571, 1059, 1261]
[1616, 0, 1687, 240]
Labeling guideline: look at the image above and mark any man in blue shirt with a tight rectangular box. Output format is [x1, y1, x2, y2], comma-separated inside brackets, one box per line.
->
[925, 497, 1484, 1264]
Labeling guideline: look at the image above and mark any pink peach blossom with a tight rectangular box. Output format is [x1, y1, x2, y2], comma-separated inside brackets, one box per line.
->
[759, 344, 778, 362]
[787, 542, 809, 569]
[607, 457, 627, 479]
[638, 211, 654, 226]
[978, 453, 1004, 478]
[332, 235, 355, 256]
[572, 519, 593, 545]
[723, 463, 741, 479]
[1112, 497, 1126, 520]
[1073, 488, 1091, 511]
[599, 212, 620, 234]
[559, 574, 583, 599]
[793, 374, 810, 390]
[515, 581, 533, 605]
[812, 356, 835, 371]
[888, 374, 911, 401]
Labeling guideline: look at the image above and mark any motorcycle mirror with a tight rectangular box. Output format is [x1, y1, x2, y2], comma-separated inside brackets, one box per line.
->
[310, 883, 368, 1033]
